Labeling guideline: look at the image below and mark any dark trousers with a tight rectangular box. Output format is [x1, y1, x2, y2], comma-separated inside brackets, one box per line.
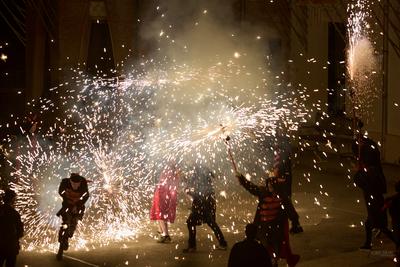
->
[0, 253, 17, 267]
[58, 211, 80, 248]
[187, 218, 227, 248]
[283, 173, 292, 197]
[257, 220, 285, 256]
[276, 178, 299, 226]
[393, 224, 400, 249]
[365, 219, 396, 245]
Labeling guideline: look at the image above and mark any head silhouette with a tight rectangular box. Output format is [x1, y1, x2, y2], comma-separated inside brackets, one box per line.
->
[70, 173, 84, 190]
[2, 189, 17, 205]
[245, 223, 258, 240]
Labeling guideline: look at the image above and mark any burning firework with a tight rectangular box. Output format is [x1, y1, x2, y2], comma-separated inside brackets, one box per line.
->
[347, 0, 378, 120]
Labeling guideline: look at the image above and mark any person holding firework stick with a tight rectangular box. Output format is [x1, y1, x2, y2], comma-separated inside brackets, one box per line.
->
[235, 171, 300, 267]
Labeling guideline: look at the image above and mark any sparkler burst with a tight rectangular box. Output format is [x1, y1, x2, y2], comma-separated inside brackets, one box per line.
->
[347, 0, 378, 118]
[6, 80, 152, 251]
[0, 55, 311, 251]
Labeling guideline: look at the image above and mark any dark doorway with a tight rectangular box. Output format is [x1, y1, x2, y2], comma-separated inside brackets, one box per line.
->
[86, 21, 115, 77]
[328, 22, 346, 116]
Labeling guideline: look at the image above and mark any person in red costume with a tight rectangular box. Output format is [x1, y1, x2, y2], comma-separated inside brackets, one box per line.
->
[150, 162, 180, 243]
[56, 173, 89, 260]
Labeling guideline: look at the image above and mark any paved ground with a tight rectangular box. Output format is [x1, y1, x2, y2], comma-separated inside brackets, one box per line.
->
[16, 150, 399, 267]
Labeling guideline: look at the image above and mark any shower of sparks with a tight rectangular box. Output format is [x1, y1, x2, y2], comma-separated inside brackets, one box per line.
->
[0, 56, 311, 251]
[347, 0, 378, 119]
[5, 82, 152, 251]
[0, 3, 322, 252]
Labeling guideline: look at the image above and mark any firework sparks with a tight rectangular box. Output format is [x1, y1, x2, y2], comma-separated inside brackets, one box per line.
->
[1, 33, 311, 252]
[0, 53, 7, 62]
[347, 0, 378, 119]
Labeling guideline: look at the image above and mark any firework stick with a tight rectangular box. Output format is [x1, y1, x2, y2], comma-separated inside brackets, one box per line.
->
[219, 124, 238, 172]
[224, 136, 238, 172]
[350, 86, 362, 168]
[349, 88, 357, 135]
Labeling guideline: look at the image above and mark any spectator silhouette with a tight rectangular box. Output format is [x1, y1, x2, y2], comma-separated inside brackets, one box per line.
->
[352, 135, 396, 249]
[0, 189, 24, 267]
[383, 179, 400, 261]
[228, 223, 272, 267]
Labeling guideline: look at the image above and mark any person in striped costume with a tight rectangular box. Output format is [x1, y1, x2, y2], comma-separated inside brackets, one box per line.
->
[236, 172, 300, 267]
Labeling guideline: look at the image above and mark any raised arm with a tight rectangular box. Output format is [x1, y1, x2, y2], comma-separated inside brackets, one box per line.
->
[235, 172, 261, 196]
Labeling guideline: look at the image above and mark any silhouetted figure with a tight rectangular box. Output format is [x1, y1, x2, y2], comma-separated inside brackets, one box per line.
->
[273, 134, 303, 234]
[183, 166, 227, 252]
[352, 135, 395, 250]
[0, 189, 24, 267]
[150, 162, 180, 243]
[56, 173, 89, 260]
[236, 172, 300, 267]
[383, 180, 400, 261]
[228, 223, 272, 267]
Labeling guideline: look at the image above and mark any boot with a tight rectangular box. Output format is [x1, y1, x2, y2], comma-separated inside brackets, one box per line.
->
[157, 235, 172, 243]
[215, 244, 228, 250]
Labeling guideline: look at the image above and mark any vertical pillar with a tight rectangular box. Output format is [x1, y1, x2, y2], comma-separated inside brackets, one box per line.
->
[381, 0, 389, 161]
[25, 5, 46, 102]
